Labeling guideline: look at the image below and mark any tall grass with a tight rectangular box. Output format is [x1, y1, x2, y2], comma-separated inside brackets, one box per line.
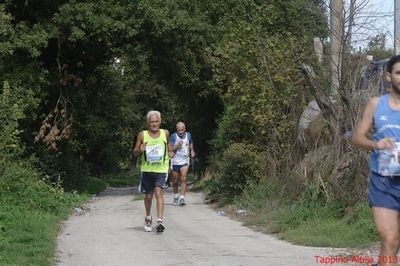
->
[236, 181, 379, 247]
[0, 206, 60, 265]
[0, 75, 86, 265]
[0, 163, 86, 265]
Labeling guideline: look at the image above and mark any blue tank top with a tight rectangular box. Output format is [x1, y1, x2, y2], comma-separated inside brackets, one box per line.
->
[370, 94, 400, 174]
[170, 132, 192, 165]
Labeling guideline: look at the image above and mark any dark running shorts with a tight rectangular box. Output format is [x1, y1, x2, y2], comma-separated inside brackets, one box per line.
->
[141, 172, 167, 194]
[369, 171, 400, 211]
[171, 163, 189, 172]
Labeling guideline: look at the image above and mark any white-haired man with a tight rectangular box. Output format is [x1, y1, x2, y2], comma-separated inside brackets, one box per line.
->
[133, 110, 173, 232]
[169, 121, 195, 206]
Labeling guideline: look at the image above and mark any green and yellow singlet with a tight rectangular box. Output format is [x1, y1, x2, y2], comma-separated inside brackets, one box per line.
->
[141, 129, 169, 173]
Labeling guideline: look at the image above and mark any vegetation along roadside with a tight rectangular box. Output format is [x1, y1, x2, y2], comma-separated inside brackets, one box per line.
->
[0, 0, 394, 264]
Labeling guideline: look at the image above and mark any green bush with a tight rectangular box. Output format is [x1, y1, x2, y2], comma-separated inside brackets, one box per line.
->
[79, 176, 108, 195]
[0, 81, 33, 167]
[0, 163, 82, 215]
[201, 178, 224, 202]
[237, 181, 281, 211]
[213, 142, 266, 201]
[104, 170, 137, 187]
[39, 146, 91, 192]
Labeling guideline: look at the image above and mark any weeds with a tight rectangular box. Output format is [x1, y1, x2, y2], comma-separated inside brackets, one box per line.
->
[103, 171, 138, 187]
[233, 180, 378, 247]
[0, 162, 85, 265]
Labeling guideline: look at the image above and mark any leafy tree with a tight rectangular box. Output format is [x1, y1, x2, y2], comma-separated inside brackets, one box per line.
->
[363, 32, 394, 60]
[0, 0, 328, 195]
[1, 0, 224, 187]
[211, 0, 328, 155]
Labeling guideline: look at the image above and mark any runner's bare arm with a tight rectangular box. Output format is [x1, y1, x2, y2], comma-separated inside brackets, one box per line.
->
[351, 97, 394, 151]
[168, 143, 175, 157]
[164, 129, 170, 142]
[165, 130, 174, 158]
[133, 131, 144, 157]
[189, 142, 195, 158]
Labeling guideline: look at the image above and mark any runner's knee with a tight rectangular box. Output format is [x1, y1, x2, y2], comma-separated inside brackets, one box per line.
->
[378, 230, 400, 247]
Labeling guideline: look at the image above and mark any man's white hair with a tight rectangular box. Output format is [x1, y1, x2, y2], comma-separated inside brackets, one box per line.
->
[146, 110, 161, 122]
[176, 121, 185, 129]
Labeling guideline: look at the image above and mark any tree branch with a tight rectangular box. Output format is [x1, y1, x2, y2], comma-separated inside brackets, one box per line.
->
[301, 63, 338, 122]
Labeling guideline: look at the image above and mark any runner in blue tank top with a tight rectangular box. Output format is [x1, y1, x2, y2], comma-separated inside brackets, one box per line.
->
[169, 122, 196, 206]
[352, 55, 400, 266]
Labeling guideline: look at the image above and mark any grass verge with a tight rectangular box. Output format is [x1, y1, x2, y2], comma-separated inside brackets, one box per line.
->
[230, 182, 380, 248]
[0, 163, 86, 265]
[0, 197, 86, 265]
[0, 206, 65, 265]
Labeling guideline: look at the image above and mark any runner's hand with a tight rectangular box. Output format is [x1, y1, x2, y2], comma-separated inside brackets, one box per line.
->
[375, 138, 395, 150]
[174, 140, 183, 150]
[140, 142, 147, 153]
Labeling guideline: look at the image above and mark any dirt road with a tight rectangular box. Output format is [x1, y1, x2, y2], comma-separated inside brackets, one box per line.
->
[55, 187, 345, 266]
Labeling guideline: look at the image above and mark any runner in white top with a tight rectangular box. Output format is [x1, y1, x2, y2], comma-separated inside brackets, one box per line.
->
[169, 122, 195, 206]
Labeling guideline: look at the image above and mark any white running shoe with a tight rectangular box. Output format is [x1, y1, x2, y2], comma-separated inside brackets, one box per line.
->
[156, 219, 165, 233]
[144, 216, 152, 232]
[173, 197, 179, 206]
[179, 197, 186, 206]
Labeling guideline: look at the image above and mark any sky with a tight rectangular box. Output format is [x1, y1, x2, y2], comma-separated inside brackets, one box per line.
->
[348, 0, 394, 49]
[368, 0, 394, 47]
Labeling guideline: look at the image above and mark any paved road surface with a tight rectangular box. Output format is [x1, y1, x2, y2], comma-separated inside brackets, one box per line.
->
[55, 187, 356, 266]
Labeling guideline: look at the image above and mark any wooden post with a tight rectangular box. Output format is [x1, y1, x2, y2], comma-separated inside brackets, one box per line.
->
[330, 0, 344, 95]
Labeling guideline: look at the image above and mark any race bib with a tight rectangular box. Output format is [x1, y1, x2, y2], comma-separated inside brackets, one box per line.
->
[145, 144, 163, 164]
[378, 142, 400, 176]
[176, 142, 189, 158]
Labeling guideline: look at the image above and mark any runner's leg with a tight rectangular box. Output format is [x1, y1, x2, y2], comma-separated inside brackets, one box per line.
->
[172, 169, 179, 195]
[144, 193, 153, 217]
[373, 207, 400, 266]
[155, 186, 164, 220]
[179, 165, 189, 197]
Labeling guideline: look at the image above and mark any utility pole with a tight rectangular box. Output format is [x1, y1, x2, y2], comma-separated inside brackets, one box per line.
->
[345, 0, 356, 53]
[330, 0, 344, 95]
[395, 0, 400, 54]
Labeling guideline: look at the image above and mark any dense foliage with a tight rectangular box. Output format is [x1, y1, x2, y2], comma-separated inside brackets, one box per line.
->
[0, 0, 328, 190]
[207, 0, 328, 200]
[0, 0, 350, 206]
[0, 0, 225, 188]
[2, 0, 390, 256]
